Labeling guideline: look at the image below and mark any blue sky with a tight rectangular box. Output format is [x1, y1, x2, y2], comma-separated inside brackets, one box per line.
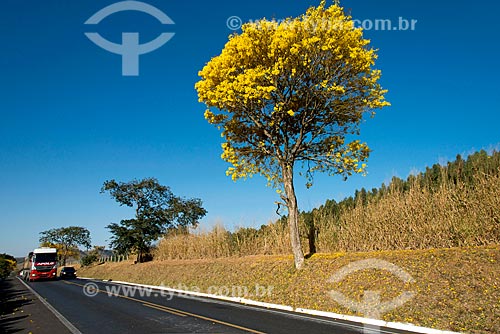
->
[1, 0, 499, 257]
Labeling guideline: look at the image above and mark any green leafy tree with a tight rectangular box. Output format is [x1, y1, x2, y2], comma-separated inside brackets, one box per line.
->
[39, 226, 91, 265]
[195, 1, 389, 268]
[102, 178, 207, 263]
[40, 241, 81, 264]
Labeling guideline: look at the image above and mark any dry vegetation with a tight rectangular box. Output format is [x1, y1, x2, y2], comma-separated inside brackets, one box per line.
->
[155, 169, 500, 260]
[78, 155, 500, 333]
[78, 245, 499, 333]
[318, 171, 500, 252]
[155, 224, 290, 260]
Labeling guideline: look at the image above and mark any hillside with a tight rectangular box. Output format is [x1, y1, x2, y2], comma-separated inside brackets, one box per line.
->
[154, 150, 500, 259]
[78, 245, 499, 333]
[78, 150, 500, 333]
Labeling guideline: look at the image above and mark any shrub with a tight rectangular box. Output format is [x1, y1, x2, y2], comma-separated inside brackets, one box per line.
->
[81, 253, 98, 266]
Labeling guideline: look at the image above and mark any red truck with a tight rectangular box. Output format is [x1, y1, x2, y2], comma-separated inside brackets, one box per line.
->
[22, 247, 58, 281]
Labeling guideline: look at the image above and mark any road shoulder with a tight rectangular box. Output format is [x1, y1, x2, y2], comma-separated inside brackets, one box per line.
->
[0, 274, 74, 334]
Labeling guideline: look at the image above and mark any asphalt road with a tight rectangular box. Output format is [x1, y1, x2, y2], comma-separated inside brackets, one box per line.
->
[14, 277, 418, 334]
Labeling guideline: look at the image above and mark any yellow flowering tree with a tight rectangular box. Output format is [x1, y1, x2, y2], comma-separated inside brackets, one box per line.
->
[195, 1, 389, 269]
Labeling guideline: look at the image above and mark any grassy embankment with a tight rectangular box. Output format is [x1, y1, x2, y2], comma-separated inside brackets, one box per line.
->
[79, 157, 500, 333]
[78, 246, 499, 333]
[154, 165, 500, 259]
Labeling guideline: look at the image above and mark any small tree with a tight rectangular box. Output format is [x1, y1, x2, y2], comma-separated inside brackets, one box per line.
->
[39, 226, 91, 265]
[102, 178, 207, 263]
[81, 246, 105, 266]
[40, 241, 81, 265]
[195, 1, 389, 269]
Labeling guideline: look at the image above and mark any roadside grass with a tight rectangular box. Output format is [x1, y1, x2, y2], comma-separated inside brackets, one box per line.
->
[154, 169, 500, 260]
[77, 245, 499, 334]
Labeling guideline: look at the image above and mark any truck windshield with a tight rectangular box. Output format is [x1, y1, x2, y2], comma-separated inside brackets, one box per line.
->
[34, 253, 57, 262]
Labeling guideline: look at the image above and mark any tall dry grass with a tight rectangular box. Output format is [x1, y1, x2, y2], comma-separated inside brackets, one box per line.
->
[155, 169, 500, 260]
[155, 223, 290, 260]
[318, 170, 500, 252]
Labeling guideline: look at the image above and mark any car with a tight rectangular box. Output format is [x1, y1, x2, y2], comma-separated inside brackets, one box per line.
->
[59, 266, 77, 279]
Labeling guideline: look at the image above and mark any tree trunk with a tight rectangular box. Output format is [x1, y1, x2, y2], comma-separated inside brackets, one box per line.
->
[282, 164, 305, 270]
[137, 249, 142, 263]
